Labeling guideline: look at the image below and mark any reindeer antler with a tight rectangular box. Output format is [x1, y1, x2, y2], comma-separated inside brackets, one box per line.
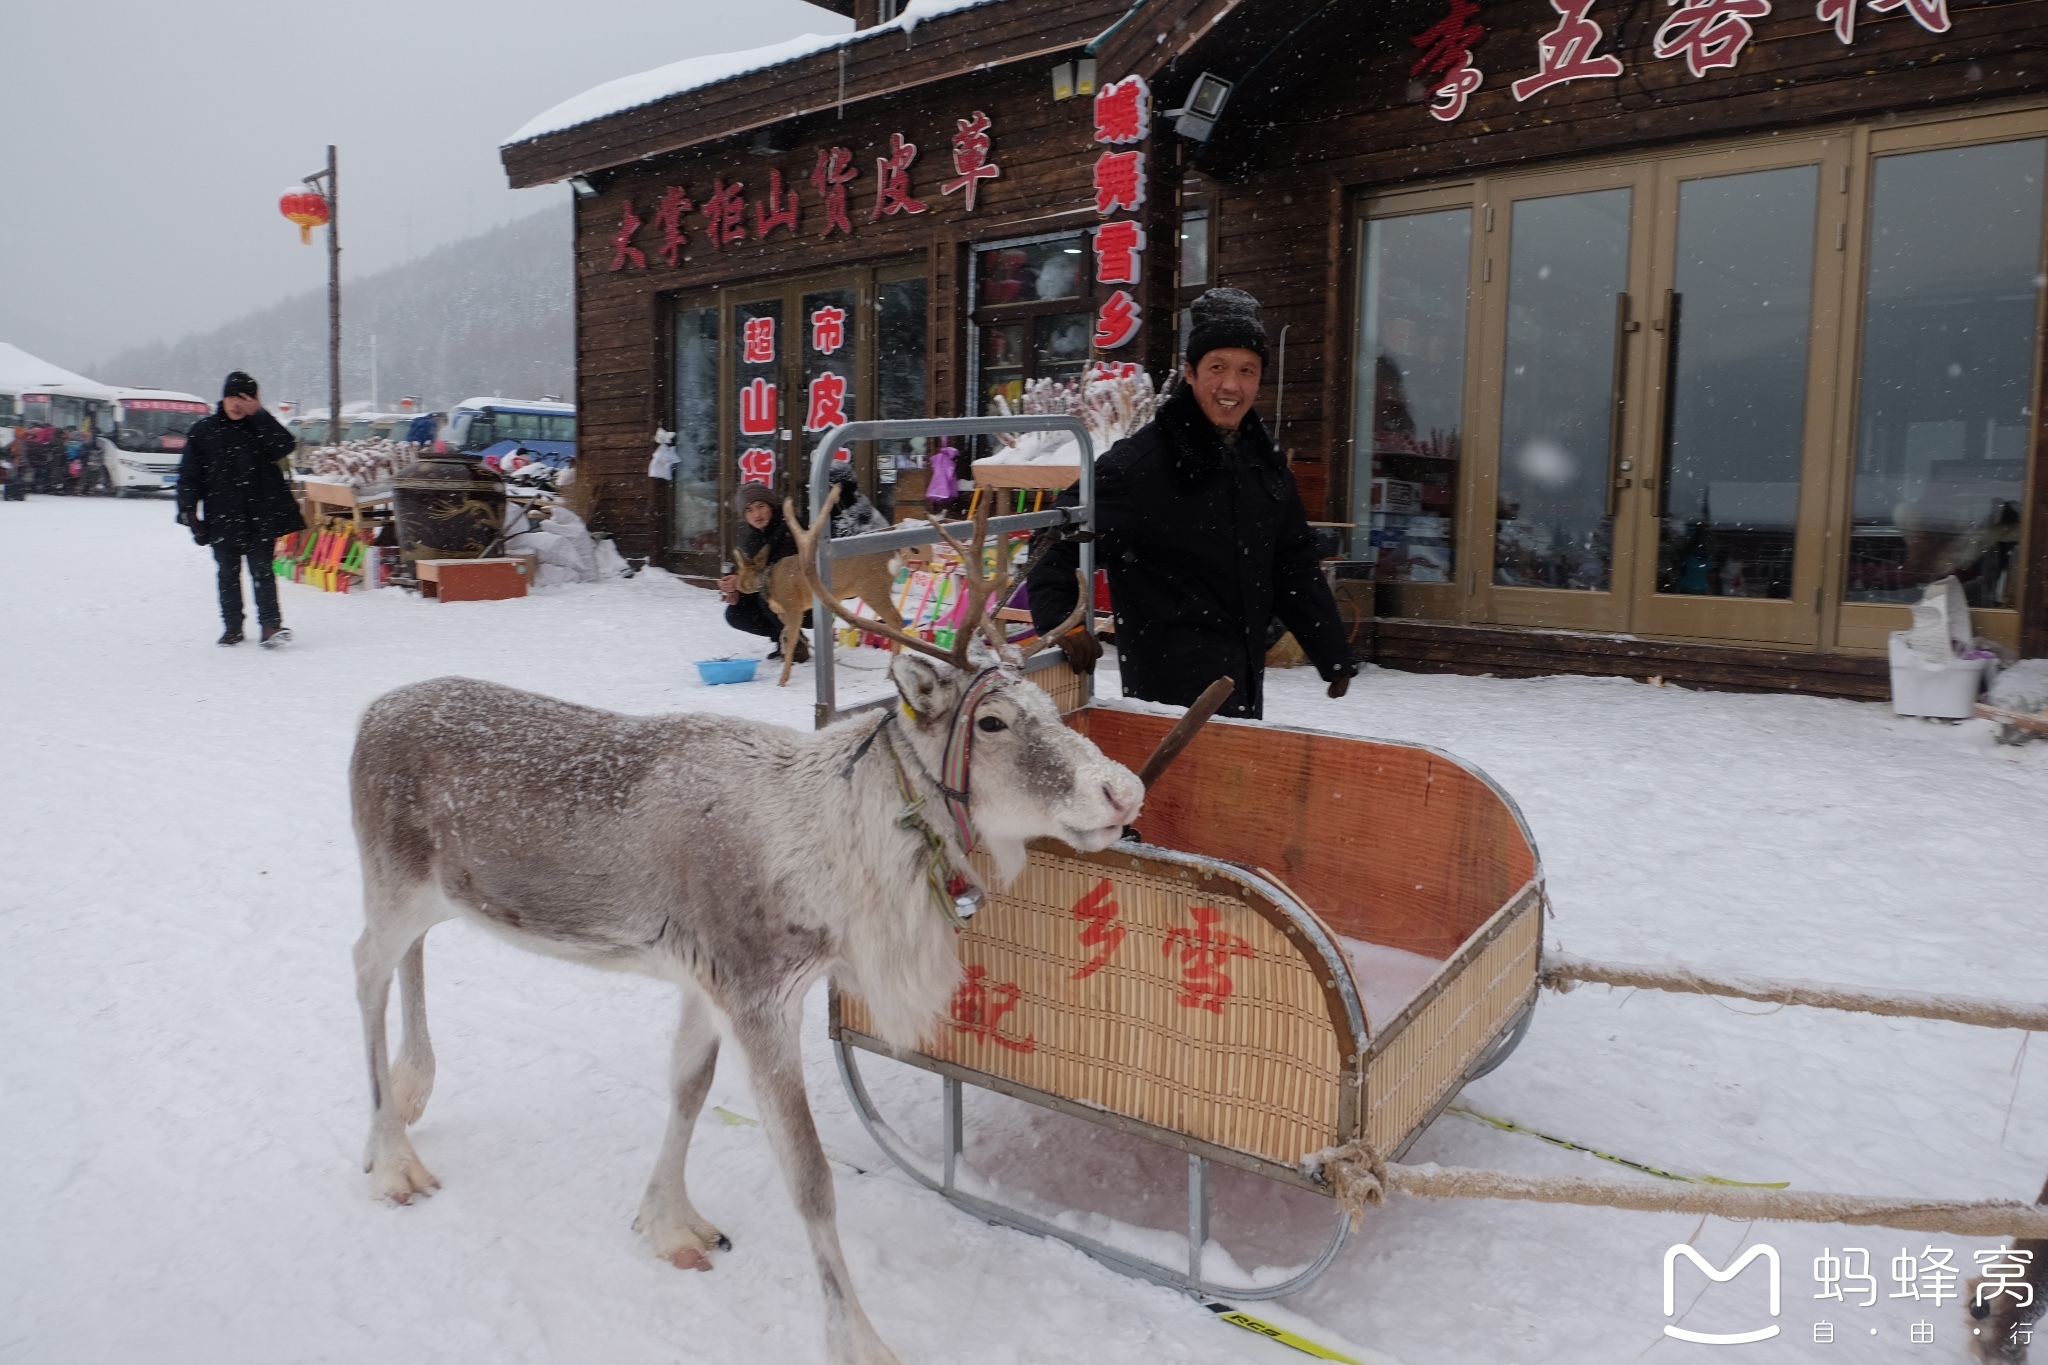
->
[791, 489, 1092, 668]
[789, 489, 970, 670]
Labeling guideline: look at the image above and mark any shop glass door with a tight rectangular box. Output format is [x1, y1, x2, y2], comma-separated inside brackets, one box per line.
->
[1476, 172, 1643, 632]
[1626, 141, 1846, 645]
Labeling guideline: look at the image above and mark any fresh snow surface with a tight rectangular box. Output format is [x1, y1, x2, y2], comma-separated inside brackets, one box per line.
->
[506, 0, 1004, 146]
[6, 497, 2048, 1364]
[0, 340, 118, 398]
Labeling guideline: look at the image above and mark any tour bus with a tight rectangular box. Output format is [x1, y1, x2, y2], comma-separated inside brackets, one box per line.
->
[442, 397, 576, 467]
[0, 342, 119, 491]
[106, 387, 213, 495]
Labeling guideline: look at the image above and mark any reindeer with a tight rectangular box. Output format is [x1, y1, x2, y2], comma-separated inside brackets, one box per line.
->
[736, 532, 901, 687]
[348, 496, 1136, 1365]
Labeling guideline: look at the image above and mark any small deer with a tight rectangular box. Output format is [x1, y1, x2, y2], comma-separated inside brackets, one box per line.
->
[349, 500, 1128, 1365]
[736, 537, 901, 686]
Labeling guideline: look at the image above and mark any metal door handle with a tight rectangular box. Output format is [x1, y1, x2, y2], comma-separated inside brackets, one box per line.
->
[1605, 292, 1631, 518]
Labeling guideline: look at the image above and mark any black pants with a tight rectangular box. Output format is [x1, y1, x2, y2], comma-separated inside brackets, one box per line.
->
[214, 540, 280, 631]
[725, 593, 810, 641]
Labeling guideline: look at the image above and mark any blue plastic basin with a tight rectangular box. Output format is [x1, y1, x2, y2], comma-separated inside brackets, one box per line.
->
[695, 658, 760, 685]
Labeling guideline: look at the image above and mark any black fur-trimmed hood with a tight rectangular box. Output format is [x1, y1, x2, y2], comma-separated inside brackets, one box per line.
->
[1151, 383, 1282, 487]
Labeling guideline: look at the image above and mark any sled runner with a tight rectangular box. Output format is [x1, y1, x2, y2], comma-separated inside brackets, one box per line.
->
[804, 418, 1541, 1299]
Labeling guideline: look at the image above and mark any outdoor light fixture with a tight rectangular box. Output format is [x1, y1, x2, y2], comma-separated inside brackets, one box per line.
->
[1168, 71, 1234, 141]
[1075, 57, 1097, 97]
[1051, 61, 1075, 101]
[568, 175, 598, 198]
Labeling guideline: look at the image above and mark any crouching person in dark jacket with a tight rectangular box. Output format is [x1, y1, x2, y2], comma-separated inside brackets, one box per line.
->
[1026, 287, 1355, 719]
[176, 371, 306, 647]
[716, 481, 812, 662]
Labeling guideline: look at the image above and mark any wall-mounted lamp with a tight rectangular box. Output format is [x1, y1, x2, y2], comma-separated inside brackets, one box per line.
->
[1167, 72, 1234, 142]
[1075, 57, 1097, 97]
[1051, 61, 1075, 102]
[568, 175, 598, 198]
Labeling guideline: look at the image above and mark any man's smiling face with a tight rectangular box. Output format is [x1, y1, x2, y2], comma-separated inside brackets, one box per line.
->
[1183, 348, 1263, 432]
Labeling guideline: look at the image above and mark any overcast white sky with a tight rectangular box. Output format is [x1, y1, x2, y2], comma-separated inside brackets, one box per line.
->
[0, 0, 847, 374]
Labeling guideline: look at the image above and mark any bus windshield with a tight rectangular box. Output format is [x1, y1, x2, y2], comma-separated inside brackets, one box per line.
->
[114, 402, 210, 453]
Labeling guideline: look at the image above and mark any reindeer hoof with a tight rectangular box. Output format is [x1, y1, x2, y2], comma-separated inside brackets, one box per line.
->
[669, 1247, 714, 1271]
[368, 1144, 440, 1204]
[717, 1233, 733, 1251]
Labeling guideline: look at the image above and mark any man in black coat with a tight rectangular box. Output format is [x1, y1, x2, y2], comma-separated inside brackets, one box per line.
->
[176, 372, 306, 647]
[1027, 288, 1355, 719]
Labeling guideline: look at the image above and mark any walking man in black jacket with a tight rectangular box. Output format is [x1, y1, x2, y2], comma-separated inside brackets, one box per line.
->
[1027, 288, 1355, 719]
[176, 372, 306, 647]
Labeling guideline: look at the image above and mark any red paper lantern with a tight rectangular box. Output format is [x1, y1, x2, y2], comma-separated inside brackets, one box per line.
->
[279, 186, 330, 245]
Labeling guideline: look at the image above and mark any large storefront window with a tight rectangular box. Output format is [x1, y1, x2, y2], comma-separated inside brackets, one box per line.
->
[672, 307, 720, 558]
[1847, 138, 2045, 608]
[970, 232, 1092, 415]
[1351, 109, 2043, 652]
[665, 260, 926, 574]
[1352, 207, 1469, 584]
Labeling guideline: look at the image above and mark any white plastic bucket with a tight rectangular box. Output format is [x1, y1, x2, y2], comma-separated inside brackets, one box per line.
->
[1887, 632, 1988, 719]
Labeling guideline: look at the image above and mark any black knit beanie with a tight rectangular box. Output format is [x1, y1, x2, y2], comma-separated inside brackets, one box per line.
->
[1183, 287, 1268, 367]
[221, 371, 260, 400]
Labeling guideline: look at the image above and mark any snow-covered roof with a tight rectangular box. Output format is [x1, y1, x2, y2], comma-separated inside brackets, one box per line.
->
[455, 397, 576, 414]
[505, 0, 1003, 146]
[0, 342, 118, 400]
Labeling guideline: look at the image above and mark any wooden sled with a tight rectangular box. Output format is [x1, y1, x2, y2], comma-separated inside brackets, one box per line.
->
[833, 669, 1542, 1299]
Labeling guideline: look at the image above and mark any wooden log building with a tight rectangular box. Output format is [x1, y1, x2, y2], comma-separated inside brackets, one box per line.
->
[502, 0, 2047, 697]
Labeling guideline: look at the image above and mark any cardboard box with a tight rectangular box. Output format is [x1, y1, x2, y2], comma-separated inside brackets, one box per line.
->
[1371, 477, 1422, 514]
[415, 556, 534, 602]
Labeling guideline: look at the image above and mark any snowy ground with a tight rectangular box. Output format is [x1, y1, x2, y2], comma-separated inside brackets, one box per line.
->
[5, 496, 2047, 1365]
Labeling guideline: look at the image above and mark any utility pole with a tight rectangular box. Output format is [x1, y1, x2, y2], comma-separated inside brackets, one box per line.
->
[301, 145, 341, 439]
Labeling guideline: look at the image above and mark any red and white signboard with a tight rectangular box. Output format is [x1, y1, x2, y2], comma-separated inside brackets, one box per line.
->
[1089, 74, 1150, 355]
[120, 399, 210, 413]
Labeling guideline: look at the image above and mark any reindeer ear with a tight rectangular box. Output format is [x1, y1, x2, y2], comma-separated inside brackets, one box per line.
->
[891, 654, 959, 726]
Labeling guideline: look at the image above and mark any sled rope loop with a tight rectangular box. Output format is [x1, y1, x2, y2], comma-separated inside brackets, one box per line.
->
[1543, 954, 2048, 1033]
[1308, 1140, 2048, 1238]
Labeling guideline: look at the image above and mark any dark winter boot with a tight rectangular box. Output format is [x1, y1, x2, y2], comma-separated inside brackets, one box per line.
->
[260, 625, 292, 649]
[218, 628, 245, 647]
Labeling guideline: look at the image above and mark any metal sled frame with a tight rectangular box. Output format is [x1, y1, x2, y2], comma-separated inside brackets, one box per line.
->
[806, 419, 1536, 1301]
[805, 415, 1098, 729]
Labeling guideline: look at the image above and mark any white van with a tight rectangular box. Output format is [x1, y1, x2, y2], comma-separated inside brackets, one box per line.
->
[106, 388, 213, 495]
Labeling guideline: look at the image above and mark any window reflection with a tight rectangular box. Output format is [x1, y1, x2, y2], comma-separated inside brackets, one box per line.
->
[1847, 138, 2044, 608]
[1656, 164, 1818, 600]
[1495, 188, 1631, 591]
[672, 307, 720, 557]
[1353, 208, 1470, 584]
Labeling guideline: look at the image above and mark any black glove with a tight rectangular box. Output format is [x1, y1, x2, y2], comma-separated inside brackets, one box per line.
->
[1055, 630, 1103, 675]
[1324, 661, 1358, 700]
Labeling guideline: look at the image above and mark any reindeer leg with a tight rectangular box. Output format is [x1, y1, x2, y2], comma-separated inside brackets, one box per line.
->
[729, 1000, 899, 1365]
[390, 937, 435, 1125]
[634, 987, 730, 1269]
[353, 883, 442, 1203]
[778, 607, 800, 688]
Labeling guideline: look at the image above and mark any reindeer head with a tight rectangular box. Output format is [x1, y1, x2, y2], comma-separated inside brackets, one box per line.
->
[790, 490, 1141, 882]
[733, 545, 771, 595]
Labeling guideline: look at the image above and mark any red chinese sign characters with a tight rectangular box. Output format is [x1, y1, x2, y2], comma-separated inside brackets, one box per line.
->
[950, 965, 1035, 1052]
[1092, 76, 1149, 144]
[1070, 878, 1125, 981]
[1089, 74, 1150, 354]
[739, 378, 777, 436]
[1652, 0, 1772, 77]
[1092, 219, 1145, 286]
[812, 146, 858, 238]
[1409, 0, 1486, 122]
[1093, 291, 1142, 350]
[654, 185, 693, 266]
[754, 168, 800, 240]
[1163, 905, 1253, 1014]
[738, 448, 776, 484]
[871, 133, 927, 219]
[1092, 150, 1146, 216]
[743, 316, 776, 365]
[702, 178, 749, 248]
[941, 111, 1000, 211]
[810, 305, 847, 356]
[805, 372, 850, 432]
[609, 200, 645, 271]
[1862, 0, 1951, 33]
[1510, 0, 1624, 100]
